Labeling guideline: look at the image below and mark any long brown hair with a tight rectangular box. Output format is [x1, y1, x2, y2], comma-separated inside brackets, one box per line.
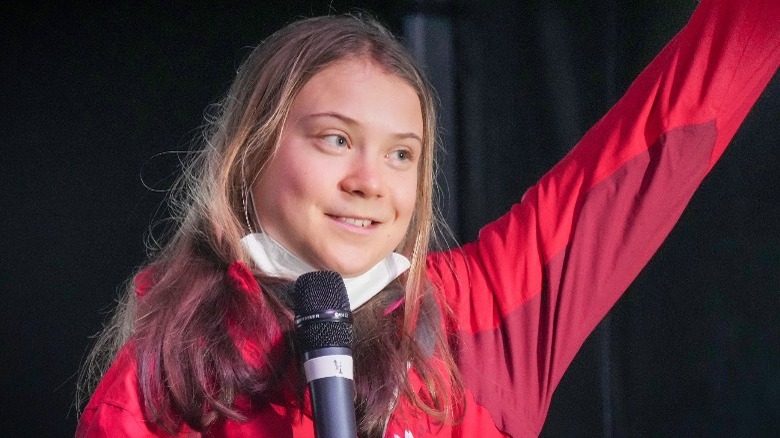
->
[79, 14, 462, 436]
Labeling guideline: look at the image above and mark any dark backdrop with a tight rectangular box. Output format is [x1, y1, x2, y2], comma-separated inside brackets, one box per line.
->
[1, 1, 777, 436]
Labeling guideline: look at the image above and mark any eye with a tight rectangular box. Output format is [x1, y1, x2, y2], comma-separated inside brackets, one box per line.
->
[322, 134, 349, 148]
[388, 148, 415, 164]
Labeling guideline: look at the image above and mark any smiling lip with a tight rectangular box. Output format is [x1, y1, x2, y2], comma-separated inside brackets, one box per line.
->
[327, 214, 379, 230]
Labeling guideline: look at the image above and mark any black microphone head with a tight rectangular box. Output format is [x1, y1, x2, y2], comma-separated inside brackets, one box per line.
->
[293, 271, 353, 351]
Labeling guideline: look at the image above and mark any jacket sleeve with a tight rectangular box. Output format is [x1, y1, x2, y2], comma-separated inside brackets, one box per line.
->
[77, 404, 163, 438]
[76, 354, 145, 437]
[425, 0, 779, 435]
[76, 345, 183, 438]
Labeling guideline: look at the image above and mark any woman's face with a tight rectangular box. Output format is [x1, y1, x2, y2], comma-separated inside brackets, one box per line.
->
[253, 58, 423, 277]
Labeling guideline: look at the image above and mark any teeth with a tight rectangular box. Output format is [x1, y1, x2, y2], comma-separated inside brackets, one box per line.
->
[340, 217, 372, 227]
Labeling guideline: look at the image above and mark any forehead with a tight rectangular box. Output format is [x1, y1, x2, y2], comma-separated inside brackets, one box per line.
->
[288, 58, 424, 137]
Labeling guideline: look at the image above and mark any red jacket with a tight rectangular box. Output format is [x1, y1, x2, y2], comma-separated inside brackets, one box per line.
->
[78, 0, 780, 436]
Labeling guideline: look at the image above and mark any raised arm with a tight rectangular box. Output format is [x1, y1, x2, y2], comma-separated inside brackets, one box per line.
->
[426, 0, 779, 435]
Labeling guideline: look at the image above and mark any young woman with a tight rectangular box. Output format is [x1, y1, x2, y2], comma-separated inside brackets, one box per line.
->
[77, 0, 779, 436]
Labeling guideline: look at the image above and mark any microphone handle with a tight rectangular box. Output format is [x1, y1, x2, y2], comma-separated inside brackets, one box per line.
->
[303, 347, 357, 438]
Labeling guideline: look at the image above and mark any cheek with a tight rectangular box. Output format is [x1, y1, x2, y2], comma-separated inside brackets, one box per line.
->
[265, 148, 318, 203]
[395, 177, 419, 221]
[255, 152, 309, 224]
[390, 181, 419, 252]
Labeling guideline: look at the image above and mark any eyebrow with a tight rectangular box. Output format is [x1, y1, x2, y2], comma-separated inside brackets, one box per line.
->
[304, 111, 423, 145]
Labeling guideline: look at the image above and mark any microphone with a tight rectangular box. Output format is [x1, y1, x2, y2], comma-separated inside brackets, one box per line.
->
[293, 271, 357, 438]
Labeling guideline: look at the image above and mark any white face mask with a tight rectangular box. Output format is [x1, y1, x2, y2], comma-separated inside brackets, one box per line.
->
[240, 232, 410, 311]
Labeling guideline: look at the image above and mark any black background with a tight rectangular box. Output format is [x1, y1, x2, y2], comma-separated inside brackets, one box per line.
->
[1, 1, 777, 436]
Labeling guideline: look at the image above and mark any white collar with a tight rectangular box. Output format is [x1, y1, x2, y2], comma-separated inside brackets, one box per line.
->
[240, 232, 411, 310]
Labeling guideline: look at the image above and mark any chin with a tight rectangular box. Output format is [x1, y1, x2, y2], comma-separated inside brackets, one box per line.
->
[331, 266, 371, 278]
[321, 256, 375, 278]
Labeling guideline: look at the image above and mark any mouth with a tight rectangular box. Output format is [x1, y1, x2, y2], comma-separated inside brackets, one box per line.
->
[328, 215, 377, 228]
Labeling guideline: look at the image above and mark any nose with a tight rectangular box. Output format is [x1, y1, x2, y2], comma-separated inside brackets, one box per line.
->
[339, 155, 384, 198]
